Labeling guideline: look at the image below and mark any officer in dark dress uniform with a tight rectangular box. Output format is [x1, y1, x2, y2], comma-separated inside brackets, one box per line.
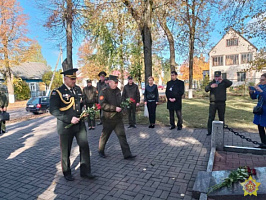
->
[98, 75, 136, 159]
[205, 71, 232, 136]
[50, 59, 95, 181]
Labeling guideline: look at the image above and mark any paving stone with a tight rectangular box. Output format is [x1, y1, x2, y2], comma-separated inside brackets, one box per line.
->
[0, 116, 220, 200]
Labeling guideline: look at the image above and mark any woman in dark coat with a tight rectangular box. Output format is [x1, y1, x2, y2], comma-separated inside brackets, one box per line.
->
[144, 76, 159, 128]
[249, 73, 266, 148]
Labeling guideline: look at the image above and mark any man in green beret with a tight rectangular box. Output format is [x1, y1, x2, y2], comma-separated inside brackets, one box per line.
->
[98, 75, 136, 159]
[50, 59, 95, 181]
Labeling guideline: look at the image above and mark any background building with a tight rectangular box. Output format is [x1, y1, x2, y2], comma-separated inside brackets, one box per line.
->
[209, 28, 262, 86]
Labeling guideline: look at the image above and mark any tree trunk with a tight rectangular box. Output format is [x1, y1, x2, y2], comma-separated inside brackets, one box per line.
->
[6, 71, 14, 103]
[141, 24, 152, 85]
[122, 0, 153, 85]
[118, 16, 125, 90]
[3, 37, 15, 103]
[158, 17, 176, 72]
[66, 0, 73, 69]
[188, 32, 195, 99]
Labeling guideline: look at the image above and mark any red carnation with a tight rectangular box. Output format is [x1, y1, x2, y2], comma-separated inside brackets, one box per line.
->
[251, 169, 256, 175]
[130, 98, 136, 103]
[95, 103, 101, 110]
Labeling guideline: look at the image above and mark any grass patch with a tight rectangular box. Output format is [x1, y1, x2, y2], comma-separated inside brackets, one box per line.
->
[131, 95, 258, 132]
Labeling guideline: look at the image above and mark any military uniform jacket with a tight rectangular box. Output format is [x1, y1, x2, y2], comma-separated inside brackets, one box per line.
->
[99, 87, 122, 120]
[83, 85, 98, 105]
[50, 84, 83, 135]
[166, 79, 184, 110]
[0, 93, 8, 108]
[205, 79, 232, 102]
[122, 83, 140, 103]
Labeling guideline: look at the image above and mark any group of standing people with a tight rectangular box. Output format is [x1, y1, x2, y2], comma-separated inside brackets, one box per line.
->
[49, 57, 266, 182]
[143, 71, 185, 130]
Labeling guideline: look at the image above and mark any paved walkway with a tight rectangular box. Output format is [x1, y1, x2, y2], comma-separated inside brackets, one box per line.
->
[213, 129, 266, 171]
[0, 116, 211, 200]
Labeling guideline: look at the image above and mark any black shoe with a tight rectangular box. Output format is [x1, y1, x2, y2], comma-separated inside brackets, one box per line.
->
[206, 133, 211, 136]
[149, 125, 153, 128]
[177, 127, 182, 131]
[97, 122, 102, 125]
[124, 155, 137, 160]
[88, 127, 92, 130]
[98, 151, 106, 158]
[64, 174, 74, 181]
[151, 125, 155, 128]
[2, 130, 5, 133]
[81, 173, 96, 179]
[255, 144, 266, 149]
[169, 126, 176, 130]
[128, 125, 133, 128]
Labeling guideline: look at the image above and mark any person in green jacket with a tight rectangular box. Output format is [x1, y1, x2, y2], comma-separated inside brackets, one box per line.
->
[205, 71, 232, 136]
[50, 59, 95, 181]
[0, 87, 8, 134]
[98, 75, 136, 159]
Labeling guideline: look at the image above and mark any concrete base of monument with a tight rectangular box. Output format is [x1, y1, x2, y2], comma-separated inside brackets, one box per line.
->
[193, 167, 266, 200]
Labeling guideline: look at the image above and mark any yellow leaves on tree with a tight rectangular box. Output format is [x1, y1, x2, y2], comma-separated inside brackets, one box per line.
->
[0, 0, 31, 102]
[180, 55, 209, 80]
[77, 40, 107, 80]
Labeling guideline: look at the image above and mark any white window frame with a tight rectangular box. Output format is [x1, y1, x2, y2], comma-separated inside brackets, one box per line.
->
[241, 53, 253, 64]
[226, 54, 239, 65]
[212, 56, 223, 66]
[226, 38, 238, 47]
[237, 72, 246, 82]
[29, 82, 36, 92]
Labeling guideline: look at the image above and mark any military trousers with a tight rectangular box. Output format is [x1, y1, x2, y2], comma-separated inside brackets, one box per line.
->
[87, 103, 95, 127]
[207, 102, 225, 135]
[99, 119, 132, 158]
[128, 103, 136, 126]
[59, 123, 91, 176]
[0, 111, 6, 133]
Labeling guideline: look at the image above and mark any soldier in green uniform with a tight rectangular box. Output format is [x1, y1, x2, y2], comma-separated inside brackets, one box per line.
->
[98, 75, 136, 160]
[205, 71, 232, 136]
[49, 59, 95, 181]
[0, 87, 8, 134]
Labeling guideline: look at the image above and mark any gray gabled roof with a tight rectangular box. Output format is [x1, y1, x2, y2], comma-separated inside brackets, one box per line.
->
[11, 62, 50, 80]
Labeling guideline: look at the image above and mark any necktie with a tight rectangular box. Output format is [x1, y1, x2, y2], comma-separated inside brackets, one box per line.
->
[70, 88, 74, 94]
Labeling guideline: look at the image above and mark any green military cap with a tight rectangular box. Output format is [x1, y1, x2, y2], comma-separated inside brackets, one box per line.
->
[109, 75, 118, 81]
[214, 71, 221, 77]
[60, 58, 78, 79]
[98, 71, 107, 77]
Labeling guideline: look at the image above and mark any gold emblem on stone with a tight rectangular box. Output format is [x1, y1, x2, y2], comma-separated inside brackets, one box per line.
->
[240, 176, 261, 196]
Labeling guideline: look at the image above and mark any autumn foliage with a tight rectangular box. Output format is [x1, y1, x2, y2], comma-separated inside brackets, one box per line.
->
[179, 55, 209, 80]
[0, 0, 31, 101]
[78, 39, 107, 80]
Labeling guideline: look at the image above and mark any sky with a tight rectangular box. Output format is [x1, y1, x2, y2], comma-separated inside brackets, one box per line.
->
[18, 0, 264, 70]
[18, 0, 80, 70]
